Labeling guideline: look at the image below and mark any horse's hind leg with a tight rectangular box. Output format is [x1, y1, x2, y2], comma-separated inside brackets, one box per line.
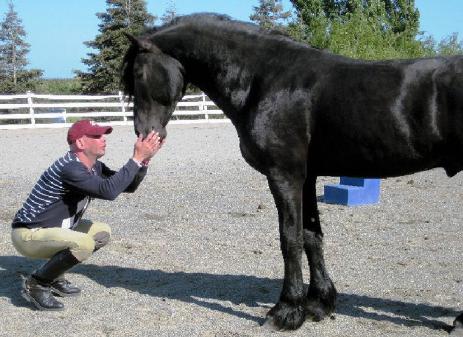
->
[303, 175, 337, 321]
[264, 172, 306, 330]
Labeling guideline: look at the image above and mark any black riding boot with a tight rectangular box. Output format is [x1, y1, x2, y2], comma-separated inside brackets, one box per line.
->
[22, 276, 64, 311]
[51, 275, 81, 297]
[22, 249, 80, 311]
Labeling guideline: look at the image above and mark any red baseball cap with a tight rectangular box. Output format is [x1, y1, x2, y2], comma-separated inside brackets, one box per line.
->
[67, 119, 113, 144]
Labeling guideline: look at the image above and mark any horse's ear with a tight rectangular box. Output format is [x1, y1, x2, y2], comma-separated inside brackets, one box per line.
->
[124, 32, 161, 54]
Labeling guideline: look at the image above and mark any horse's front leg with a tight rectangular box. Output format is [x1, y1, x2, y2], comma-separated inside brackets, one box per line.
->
[303, 175, 337, 321]
[264, 172, 306, 330]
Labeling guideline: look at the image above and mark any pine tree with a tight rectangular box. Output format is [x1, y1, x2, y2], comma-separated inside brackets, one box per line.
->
[250, 0, 292, 31]
[0, 1, 42, 93]
[77, 0, 155, 94]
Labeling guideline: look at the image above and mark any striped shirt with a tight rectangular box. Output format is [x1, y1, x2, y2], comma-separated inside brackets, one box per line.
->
[12, 152, 147, 229]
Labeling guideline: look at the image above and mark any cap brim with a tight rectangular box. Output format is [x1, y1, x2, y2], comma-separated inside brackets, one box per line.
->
[87, 126, 113, 136]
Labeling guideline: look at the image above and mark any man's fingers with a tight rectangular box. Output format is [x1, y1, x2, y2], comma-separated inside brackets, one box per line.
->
[144, 132, 160, 144]
[145, 130, 157, 141]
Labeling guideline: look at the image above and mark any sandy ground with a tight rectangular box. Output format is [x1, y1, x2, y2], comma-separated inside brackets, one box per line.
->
[0, 123, 462, 337]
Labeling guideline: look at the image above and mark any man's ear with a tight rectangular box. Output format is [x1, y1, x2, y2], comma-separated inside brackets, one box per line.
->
[74, 138, 85, 151]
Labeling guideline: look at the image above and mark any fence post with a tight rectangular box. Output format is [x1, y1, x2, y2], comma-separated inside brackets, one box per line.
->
[118, 91, 127, 123]
[26, 91, 35, 126]
[202, 92, 208, 122]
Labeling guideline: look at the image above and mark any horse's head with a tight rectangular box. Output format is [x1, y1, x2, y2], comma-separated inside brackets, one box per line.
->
[122, 34, 185, 139]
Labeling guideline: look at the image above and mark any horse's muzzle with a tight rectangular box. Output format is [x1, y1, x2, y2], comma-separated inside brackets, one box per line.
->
[135, 127, 167, 140]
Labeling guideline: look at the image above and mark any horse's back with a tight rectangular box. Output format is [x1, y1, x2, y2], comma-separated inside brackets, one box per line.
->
[248, 51, 463, 177]
[307, 56, 463, 177]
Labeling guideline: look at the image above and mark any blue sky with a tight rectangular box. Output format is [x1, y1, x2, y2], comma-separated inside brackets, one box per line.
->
[1, 0, 463, 79]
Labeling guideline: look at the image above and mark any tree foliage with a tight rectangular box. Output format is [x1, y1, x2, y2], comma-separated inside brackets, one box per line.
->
[421, 32, 463, 57]
[160, 0, 177, 25]
[250, 0, 292, 30]
[76, 0, 154, 94]
[288, 0, 424, 60]
[35, 78, 82, 94]
[0, 1, 42, 93]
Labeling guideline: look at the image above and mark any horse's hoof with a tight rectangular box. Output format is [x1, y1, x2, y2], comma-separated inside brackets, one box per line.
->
[304, 282, 337, 321]
[450, 314, 463, 337]
[263, 301, 306, 331]
[261, 317, 279, 331]
[450, 327, 463, 336]
[451, 315, 463, 336]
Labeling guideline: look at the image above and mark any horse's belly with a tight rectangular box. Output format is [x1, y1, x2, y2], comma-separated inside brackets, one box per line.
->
[311, 142, 440, 178]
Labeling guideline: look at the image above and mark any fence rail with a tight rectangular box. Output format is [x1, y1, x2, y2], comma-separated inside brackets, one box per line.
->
[0, 91, 228, 129]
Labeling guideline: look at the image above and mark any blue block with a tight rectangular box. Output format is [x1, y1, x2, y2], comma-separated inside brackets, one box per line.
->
[324, 177, 380, 206]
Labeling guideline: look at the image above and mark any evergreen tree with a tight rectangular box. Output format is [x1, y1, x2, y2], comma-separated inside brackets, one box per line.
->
[0, 1, 42, 93]
[289, 0, 424, 60]
[77, 0, 155, 94]
[250, 0, 292, 31]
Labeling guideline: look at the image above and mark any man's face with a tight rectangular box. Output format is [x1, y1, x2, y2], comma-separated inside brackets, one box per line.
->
[81, 134, 106, 159]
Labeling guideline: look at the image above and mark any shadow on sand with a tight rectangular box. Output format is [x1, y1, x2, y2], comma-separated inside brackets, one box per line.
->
[0, 255, 456, 332]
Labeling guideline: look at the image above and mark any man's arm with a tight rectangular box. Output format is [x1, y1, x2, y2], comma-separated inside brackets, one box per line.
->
[62, 160, 141, 200]
[100, 162, 147, 193]
[64, 131, 163, 199]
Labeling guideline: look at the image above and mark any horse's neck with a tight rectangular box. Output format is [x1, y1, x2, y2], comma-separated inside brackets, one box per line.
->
[157, 29, 258, 120]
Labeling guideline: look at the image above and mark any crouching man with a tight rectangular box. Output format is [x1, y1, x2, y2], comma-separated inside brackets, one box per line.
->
[11, 119, 163, 310]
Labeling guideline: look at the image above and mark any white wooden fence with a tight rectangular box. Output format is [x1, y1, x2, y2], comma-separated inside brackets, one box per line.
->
[0, 91, 228, 129]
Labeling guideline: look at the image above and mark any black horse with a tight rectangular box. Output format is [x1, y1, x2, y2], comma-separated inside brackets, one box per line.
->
[122, 13, 463, 333]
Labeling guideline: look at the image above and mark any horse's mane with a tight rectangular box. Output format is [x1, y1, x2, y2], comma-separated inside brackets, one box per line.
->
[152, 13, 292, 41]
[155, 13, 234, 31]
[121, 42, 138, 98]
[147, 13, 258, 33]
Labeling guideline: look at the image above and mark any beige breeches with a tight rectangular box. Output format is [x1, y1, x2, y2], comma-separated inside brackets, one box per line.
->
[11, 220, 111, 262]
